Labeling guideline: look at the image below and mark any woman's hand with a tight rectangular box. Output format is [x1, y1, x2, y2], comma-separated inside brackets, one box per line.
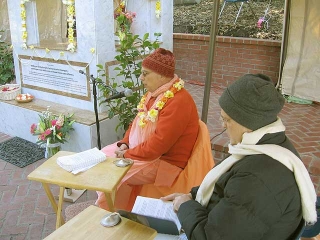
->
[115, 144, 128, 158]
[161, 193, 192, 212]
[119, 144, 128, 151]
[115, 149, 127, 158]
[172, 194, 192, 212]
[160, 193, 184, 201]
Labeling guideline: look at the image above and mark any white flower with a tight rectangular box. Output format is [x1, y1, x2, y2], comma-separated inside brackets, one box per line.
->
[67, 17, 74, 22]
[155, 10, 161, 18]
[67, 43, 75, 52]
[21, 43, 27, 49]
[145, 47, 150, 54]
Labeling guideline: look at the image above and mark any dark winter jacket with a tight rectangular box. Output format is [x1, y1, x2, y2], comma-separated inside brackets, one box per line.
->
[177, 131, 302, 240]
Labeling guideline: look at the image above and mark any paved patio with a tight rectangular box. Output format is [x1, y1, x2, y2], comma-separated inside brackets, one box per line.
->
[0, 81, 319, 239]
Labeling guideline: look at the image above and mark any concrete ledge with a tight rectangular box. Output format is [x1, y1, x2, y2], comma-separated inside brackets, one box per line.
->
[1, 98, 109, 126]
[0, 99, 123, 152]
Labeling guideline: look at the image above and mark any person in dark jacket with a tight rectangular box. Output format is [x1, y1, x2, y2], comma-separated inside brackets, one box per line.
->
[161, 74, 317, 240]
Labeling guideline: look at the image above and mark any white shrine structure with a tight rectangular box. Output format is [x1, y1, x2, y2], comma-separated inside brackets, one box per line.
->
[0, 0, 173, 152]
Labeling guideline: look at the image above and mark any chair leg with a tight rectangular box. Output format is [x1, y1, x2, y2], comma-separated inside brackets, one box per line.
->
[234, 2, 244, 24]
[218, 1, 227, 19]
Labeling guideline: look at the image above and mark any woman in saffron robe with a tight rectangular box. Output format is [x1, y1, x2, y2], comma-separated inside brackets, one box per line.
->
[96, 48, 200, 211]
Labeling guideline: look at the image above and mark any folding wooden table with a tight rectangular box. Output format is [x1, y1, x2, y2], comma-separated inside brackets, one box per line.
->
[44, 205, 157, 240]
[27, 151, 132, 229]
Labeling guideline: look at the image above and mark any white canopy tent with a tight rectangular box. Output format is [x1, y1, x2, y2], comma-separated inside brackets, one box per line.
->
[279, 0, 320, 102]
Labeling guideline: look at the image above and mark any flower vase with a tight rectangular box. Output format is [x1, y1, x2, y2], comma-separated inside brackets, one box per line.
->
[45, 142, 61, 159]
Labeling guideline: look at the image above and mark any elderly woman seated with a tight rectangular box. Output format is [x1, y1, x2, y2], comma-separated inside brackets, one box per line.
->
[95, 48, 214, 211]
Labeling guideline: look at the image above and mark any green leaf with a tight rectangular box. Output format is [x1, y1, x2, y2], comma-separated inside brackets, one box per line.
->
[108, 111, 115, 119]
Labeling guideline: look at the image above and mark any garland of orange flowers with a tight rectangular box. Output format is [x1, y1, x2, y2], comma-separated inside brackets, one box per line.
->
[137, 79, 184, 127]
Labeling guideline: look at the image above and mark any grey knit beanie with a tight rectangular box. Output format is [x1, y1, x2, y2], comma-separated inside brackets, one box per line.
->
[218, 74, 285, 130]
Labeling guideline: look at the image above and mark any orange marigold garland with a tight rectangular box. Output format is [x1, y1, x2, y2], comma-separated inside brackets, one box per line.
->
[137, 79, 184, 127]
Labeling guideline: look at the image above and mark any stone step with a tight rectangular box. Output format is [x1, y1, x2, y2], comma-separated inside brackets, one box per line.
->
[0, 99, 123, 152]
[1, 98, 109, 126]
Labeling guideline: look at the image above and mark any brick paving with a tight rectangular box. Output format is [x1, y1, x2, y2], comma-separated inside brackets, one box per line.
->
[0, 81, 319, 239]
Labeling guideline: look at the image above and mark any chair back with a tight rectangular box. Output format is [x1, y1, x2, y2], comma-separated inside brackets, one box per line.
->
[292, 219, 306, 240]
[139, 120, 214, 198]
[301, 196, 320, 237]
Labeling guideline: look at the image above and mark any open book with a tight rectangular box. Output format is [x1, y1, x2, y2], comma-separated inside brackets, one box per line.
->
[129, 196, 187, 240]
[56, 147, 106, 174]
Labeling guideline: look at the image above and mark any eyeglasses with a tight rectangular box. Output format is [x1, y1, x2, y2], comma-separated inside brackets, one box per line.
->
[220, 115, 230, 125]
[141, 70, 152, 77]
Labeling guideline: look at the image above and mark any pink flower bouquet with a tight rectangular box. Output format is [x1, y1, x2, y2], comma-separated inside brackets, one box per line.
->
[30, 108, 75, 146]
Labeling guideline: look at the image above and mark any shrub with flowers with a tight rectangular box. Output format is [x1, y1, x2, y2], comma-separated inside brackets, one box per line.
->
[30, 108, 75, 146]
[114, 1, 136, 39]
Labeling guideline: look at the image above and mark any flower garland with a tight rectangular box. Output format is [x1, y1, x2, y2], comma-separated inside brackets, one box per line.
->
[155, 0, 161, 19]
[20, 0, 76, 52]
[20, 0, 29, 50]
[63, 0, 76, 52]
[137, 79, 184, 127]
[10, 45, 95, 73]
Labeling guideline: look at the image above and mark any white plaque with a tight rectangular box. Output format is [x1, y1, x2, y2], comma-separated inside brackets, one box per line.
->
[19, 55, 90, 101]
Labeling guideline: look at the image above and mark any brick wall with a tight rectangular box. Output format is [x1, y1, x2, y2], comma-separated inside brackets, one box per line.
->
[173, 33, 282, 86]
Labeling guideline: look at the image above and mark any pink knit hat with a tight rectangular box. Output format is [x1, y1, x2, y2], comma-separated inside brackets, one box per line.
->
[142, 48, 175, 78]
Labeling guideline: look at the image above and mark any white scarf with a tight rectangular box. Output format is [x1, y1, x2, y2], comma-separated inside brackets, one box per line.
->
[195, 118, 317, 224]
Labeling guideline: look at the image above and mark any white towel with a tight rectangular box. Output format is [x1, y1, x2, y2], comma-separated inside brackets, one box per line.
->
[57, 147, 106, 174]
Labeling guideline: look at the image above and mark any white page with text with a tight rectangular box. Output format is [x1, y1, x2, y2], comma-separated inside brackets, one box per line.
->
[132, 196, 182, 232]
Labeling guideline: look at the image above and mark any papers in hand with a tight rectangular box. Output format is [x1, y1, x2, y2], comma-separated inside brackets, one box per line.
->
[56, 147, 106, 174]
[132, 196, 186, 239]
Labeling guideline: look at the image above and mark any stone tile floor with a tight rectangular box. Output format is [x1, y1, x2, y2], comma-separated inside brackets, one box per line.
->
[0, 81, 319, 239]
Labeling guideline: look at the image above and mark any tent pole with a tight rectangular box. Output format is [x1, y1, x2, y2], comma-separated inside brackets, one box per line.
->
[277, 0, 290, 90]
[201, 0, 220, 123]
